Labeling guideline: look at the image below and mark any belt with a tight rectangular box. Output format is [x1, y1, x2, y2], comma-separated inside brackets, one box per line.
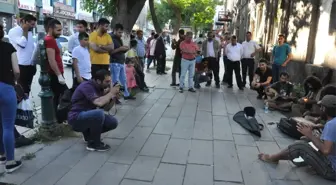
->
[183, 58, 195, 61]
[243, 58, 254, 60]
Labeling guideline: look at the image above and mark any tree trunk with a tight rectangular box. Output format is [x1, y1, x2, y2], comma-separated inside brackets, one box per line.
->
[306, 0, 320, 63]
[167, 0, 182, 34]
[149, 0, 162, 33]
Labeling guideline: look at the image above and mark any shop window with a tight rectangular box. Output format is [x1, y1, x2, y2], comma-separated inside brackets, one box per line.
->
[329, 1, 336, 35]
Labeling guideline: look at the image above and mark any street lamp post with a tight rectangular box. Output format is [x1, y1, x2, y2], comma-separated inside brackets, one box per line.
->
[35, 0, 57, 126]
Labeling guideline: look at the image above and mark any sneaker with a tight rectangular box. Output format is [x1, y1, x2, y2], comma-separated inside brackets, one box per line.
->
[0, 156, 6, 164]
[124, 96, 136, 100]
[86, 142, 110, 152]
[5, 160, 22, 173]
[141, 87, 149, 92]
[15, 136, 34, 148]
[179, 88, 183, 93]
[194, 84, 201, 89]
[205, 82, 211, 87]
[170, 83, 177, 86]
[239, 87, 244, 91]
[188, 88, 196, 92]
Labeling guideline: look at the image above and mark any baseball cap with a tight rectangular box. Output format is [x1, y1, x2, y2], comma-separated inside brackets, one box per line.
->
[318, 95, 336, 108]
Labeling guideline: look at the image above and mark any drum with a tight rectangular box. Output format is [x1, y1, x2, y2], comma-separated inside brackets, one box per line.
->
[292, 117, 315, 127]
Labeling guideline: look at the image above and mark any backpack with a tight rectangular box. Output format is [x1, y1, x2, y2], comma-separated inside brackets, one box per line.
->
[277, 118, 303, 139]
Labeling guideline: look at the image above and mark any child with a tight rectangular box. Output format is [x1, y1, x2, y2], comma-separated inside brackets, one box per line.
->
[126, 40, 138, 94]
[194, 51, 210, 89]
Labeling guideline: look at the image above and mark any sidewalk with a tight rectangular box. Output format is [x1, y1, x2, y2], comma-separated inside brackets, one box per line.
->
[2, 62, 334, 185]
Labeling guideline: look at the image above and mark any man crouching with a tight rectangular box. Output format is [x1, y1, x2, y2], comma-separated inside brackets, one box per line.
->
[68, 69, 119, 151]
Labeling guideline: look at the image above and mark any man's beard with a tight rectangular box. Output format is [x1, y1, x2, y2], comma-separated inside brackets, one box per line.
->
[53, 32, 60, 38]
[28, 27, 33, 31]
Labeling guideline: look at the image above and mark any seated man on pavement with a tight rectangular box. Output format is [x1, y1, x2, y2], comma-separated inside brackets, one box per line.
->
[291, 75, 323, 117]
[265, 72, 294, 112]
[251, 59, 272, 99]
[68, 69, 119, 152]
[258, 95, 336, 181]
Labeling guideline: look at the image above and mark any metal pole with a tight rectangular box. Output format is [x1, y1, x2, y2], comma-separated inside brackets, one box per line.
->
[36, 0, 57, 126]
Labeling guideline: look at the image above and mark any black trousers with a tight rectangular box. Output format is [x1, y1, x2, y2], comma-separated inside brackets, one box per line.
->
[18, 65, 37, 94]
[227, 60, 243, 87]
[91, 64, 109, 76]
[222, 56, 229, 83]
[254, 86, 266, 97]
[241, 58, 255, 86]
[206, 57, 220, 85]
[134, 65, 147, 89]
[156, 56, 166, 73]
[171, 56, 181, 84]
[49, 73, 68, 117]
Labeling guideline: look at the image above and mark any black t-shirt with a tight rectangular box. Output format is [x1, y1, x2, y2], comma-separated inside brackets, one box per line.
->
[255, 67, 272, 83]
[270, 81, 294, 96]
[0, 41, 16, 86]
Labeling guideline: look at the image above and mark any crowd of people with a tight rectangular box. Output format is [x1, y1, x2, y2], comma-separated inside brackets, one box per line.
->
[0, 13, 335, 181]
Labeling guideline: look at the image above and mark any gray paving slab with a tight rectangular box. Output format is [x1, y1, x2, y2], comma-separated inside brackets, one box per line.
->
[107, 113, 145, 139]
[233, 134, 257, 146]
[138, 113, 162, 127]
[125, 156, 161, 181]
[172, 116, 195, 139]
[223, 92, 241, 115]
[214, 182, 244, 185]
[179, 104, 197, 118]
[183, 164, 213, 185]
[188, 140, 213, 165]
[87, 163, 129, 185]
[213, 140, 243, 182]
[211, 91, 228, 116]
[229, 115, 249, 135]
[193, 120, 213, 140]
[160, 89, 176, 99]
[213, 115, 234, 141]
[152, 163, 186, 185]
[140, 134, 170, 157]
[162, 138, 191, 164]
[120, 179, 152, 185]
[146, 89, 165, 99]
[153, 117, 177, 135]
[162, 106, 182, 118]
[272, 180, 303, 185]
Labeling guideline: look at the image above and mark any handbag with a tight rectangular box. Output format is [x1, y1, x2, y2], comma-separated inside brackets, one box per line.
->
[15, 98, 35, 128]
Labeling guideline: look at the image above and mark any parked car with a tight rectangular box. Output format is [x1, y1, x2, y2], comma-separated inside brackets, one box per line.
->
[62, 50, 72, 66]
[57, 35, 69, 54]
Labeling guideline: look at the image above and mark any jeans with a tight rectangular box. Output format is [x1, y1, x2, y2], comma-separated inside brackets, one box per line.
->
[171, 56, 181, 84]
[146, 56, 156, 69]
[18, 65, 37, 94]
[272, 63, 287, 83]
[179, 58, 196, 88]
[0, 82, 16, 160]
[139, 57, 145, 71]
[69, 109, 118, 145]
[110, 63, 130, 97]
[241, 58, 255, 86]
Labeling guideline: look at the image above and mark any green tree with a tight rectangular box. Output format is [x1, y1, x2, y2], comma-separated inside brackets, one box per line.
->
[148, 0, 217, 34]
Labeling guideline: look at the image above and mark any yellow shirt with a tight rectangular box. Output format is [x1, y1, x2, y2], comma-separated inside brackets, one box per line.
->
[89, 31, 113, 65]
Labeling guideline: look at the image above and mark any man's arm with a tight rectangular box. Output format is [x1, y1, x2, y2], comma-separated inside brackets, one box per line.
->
[89, 42, 108, 53]
[72, 58, 82, 82]
[100, 44, 114, 52]
[68, 35, 75, 52]
[11, 52, 20, 80]
[92, 87, 119, 107]
[310, 135, 333, 155]
[46, 48, 61, 75]
[260, 76, 272, 86]
[8, 28, 28, 48]
[283, 52, 293, 66]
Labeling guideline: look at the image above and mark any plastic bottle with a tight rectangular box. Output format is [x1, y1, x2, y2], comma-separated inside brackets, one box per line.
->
[264, 102, 269, 113]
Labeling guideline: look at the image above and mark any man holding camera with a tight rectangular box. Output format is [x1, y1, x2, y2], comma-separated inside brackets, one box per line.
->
[68, 69, 119, 152]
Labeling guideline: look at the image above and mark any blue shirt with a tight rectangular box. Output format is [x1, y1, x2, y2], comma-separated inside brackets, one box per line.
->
[272, 43, 291, 65]
[68, 32, 79, 53]
[196, 56, 202, 63]
[136, 37, 146, 57]
[321, 117, 336, 170]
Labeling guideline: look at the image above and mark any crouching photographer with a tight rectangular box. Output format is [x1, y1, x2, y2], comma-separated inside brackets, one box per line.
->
[68, 69, 119, 152]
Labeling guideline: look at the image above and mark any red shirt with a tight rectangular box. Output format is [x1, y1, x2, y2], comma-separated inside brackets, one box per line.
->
[44, 35, 64, 74]
[179, 40, 199, 60]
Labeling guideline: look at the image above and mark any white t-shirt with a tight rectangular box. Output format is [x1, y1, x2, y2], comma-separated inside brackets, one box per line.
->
[225, 43, 243, 62]
[8, 26, 36, 65]
[72, 45, 92, 80]
[149, 39, 157, 56]
[242, 40, 260, 59]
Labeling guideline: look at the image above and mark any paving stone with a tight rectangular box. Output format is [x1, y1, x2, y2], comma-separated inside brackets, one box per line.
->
[185, 92, 199, 105]
[169, 93, 187, 107]
[274, 136, 295, 150]
[236, 145, 273, 185]
[256, 141, 299, 181]
[125, 156, 161, 181]
[253, 115, 274, 141]
[193, 120, 213, 140]
[197, 91, 212, 112]
[109, 127, 153, 164]
[213, 115, 233, 141]
[140, 134, 170, 157]
[138, 113, 162, 127]
[152, 163, 185, 185]
[153, 117, 177, 135]
[294, 167, 335, 185]
[162, 138, 191, 164]
[146, 89, 165, 99]
[236, 93, 254, 109]
[120, 179, 152, 185]
[213, 141, 243, 182]
[183, 164, 213, 185]
[147, 103, 168, 116]
[0, 138, 78, 185]
[195, 110, 212, 122]
[162, 106, 182, 118]
[214, 182, 244, 185]
[179, 104, 197, 118]
[55, 140, 121, 185]
[132, 104, 154, 115]
[233, 134, 257, 146]
[223, 92, 241, 115]
[188, 140, 213, 165]
[107, 113, 145, 139]
[140, 98, 157, 105]
[87, 163, 129, 185]
[272, 180, 303, 185]
[211, 91, 228, 116]
[172, 117, 195, 139]
[229, 115, 249, 135]
[22, 143, 88, 185]
[161, 90, 176, 99]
